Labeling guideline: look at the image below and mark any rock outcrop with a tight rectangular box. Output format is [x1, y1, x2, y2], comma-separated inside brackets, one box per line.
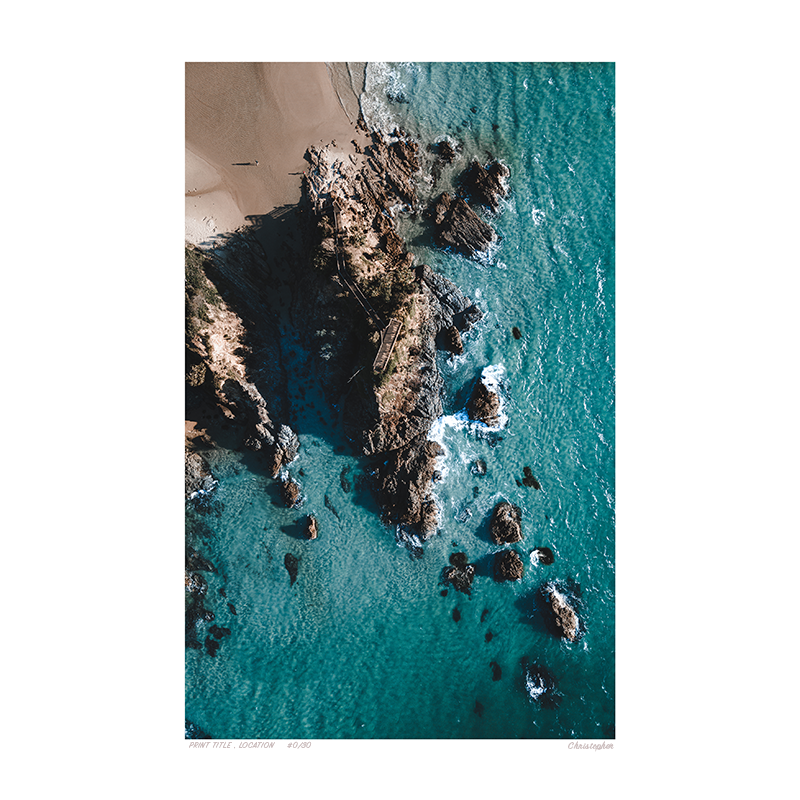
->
[532, 546, 555, 565]
[490, 502, 522, 545]
[426, 193, 496, 256]
[538, 582, 584, 642]
[492, 549, 524, 582]
[468, 379, 501, 427]
[304, 514, 318, 540]
[377, 436, 443, 537]
[460, 159, 510, 211]
[281, 478, 301, 508]
[304, 131, 483, 540]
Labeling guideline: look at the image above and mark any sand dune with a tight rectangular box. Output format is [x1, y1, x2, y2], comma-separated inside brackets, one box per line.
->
[185, 62, 365, 243]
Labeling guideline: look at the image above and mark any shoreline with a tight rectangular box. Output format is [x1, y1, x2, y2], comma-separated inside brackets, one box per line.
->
[185, 62, 366, 245]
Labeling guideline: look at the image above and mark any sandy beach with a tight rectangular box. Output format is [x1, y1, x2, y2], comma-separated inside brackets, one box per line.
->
[185, 62, 366, 244]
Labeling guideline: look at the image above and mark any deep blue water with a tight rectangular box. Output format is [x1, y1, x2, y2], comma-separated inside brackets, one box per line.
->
[186, 62, 614, 739]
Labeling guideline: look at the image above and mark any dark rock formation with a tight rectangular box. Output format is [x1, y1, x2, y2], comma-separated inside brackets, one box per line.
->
[304, 514, 318, 540]
[472, 459, 487, 475]
[490, 502, 523, 545]
[442, 552, 476, 595]
[474, 700, 484, 717]
[485, 631, 493, 643]
[284, 553, 299, 586]
[429, 138, 460, 164]
[281, 478, 301, 508]
[267, 425, 301, 477]
[490, 661, 502, 681]
[185, 570, 207, 596]
[377, 435, 443, 537]
[441, 325, 463, 355]
[452, 609, 461, 622]
[532, 547, 555, 565]
[460, 159, 510, 211]
[538, 582, 583, 642]
[512, 326, 522, 340]
[467, 380, 501, 427]
[522, 466, 540, 489]
[185, 451, 216, 499]
[521, 658, 559, 706]
[426, 193, 496, 256]
[492, 549, 524, 582]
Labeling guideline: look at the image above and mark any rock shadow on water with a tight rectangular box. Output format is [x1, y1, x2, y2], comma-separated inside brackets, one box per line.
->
[513, 591, 552, 636]
[280, 518, 312, 541]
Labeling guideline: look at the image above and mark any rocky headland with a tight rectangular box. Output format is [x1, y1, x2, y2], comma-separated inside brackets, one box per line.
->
[186, 93, 527, 664]
[302, 128, 486, 540]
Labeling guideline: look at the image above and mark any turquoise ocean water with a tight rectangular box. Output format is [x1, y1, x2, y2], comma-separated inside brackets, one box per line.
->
[186, 62, 615, 739]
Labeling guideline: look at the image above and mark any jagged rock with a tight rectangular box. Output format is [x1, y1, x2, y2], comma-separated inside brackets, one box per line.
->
[185, 451, 215, 499]
[472, 459, 487, 475]
[467, 379, 501, 427]
[539, 582, 583, 641]
[281, 478, 301, 508]
[490, 502, 523, 544]
[441, 325, 463, 355]
[377, 435, 443, 537]
[426, 193, 496, 256]
[460, 159, 510, 211]
[512, 326, 522, 340]
[267, 425, 300, 477]
[304, 514, 318, 540]
[429, 138, 460, 164]
[492, 549, 524, 582]
[418, 264, 482, 333]
[185, 570, 207, 596]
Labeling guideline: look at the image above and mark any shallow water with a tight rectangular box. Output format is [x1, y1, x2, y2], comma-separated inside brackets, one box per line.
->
[186, 62, 615, 739]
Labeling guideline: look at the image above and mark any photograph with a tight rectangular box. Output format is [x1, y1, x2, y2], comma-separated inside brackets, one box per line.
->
[185, 62, 615, 740]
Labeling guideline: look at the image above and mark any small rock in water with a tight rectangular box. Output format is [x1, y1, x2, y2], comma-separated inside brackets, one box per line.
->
[449, 552, 469, 568]
[533, 547, 555, 565]
[440, 589, 448, 597]
[204, 637, 220, 657]
[485, 631, 493, 643]
[480, 609, 489, 623]
[471, 459, 487, 475]
[492, 549, 524, 582]
[473, 486, 480, 497]
[304, 514, 318, 540]
[512, 326, 522, 340]
[452, 609, 461, 622]
[227, 603, 237, 616]
[490, 661, 502, 681]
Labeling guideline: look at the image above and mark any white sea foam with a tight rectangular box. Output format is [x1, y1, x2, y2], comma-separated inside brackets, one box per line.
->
[531, 206, 545, 226]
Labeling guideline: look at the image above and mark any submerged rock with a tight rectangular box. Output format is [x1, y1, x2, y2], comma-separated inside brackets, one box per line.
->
[532, 546, 555, 565]
[284, 553, 299, 586]
[442, 552, 476, 595]
[490, 502, 523, 545]
[492, 549, 524, 582]
[490, 661, 502, 681]
[522, 466, 540, 489]
[512, 326, 522, 340]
